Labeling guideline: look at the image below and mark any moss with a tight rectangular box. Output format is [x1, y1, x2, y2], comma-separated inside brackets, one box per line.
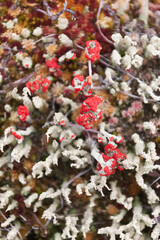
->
[31, 154, 36, 161]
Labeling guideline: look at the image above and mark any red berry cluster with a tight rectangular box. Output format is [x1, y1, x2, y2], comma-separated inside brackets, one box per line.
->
[85, 40, 102, 63]
[59, 120, 66, 126]
[10, 128, 24, 141]
[17, 105, 29, 122]
[76, 95, 103, 129]
[73, 40, 103, 129]
[70, 53, 76, 60]
[46, 58, 62, 77]
[72, 75, 92, 97]
[26, 75, 51, 94]
[97, 137, 126, 176]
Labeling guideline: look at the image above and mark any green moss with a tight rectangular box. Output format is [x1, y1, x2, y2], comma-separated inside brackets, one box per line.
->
[69, 209, 76, 214]
[62, 64, 66, 70]
[113, 131, 117, 136]
[37, 189, 43, 195]
[87, 36, 91, 41]
[52, 77, 57, 81]
[120, 17, 124, 24]
[31, 154, 36, 161]
[41, 155, 47, 162]
[120, 50, 125, 57]
[90, 225, 96, 232]
[155, 137, 159, 144]
[73, 64, 77, 70]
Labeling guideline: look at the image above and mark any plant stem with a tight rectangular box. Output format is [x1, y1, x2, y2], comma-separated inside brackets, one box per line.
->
[88, 60, 92, 77]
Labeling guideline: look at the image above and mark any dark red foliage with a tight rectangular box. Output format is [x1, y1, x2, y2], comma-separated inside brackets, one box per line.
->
[14, 194, 25, 214]
[34, 22, 43, 28]
[34, 49, 45, 64]
[56, 46, 72, 58]
[75, 0, 88, 5]
[28, 0, 37, 2]
[64, 24, 81, 40]
[76, 35, 85, 46]
[0, 37, 8, 42]
[77, 94, 86, 103]
[48, 2, 57, 8]
[76, 12, 96, 37]
[0, 23, 5, 34]
[4, 13, 14, 20]
[10, 40, 22, 50]
[8, 60, 15, 67]
[82, 23, 95, 35]
[5, 0, 13, 8]
[63, 87, 71, 96]
[3, 49, 10, 55]
[14, 194, 24, 203]
[75, 49, 81, 58]
[67, 22, 74, 29]
[96, 30, 114, 54]
[42, 26, 55, 36]
[31, 10, 44, 19]
[42, 19, 52, 26]
[89, 1, 99, 10]
[77, 15, 85, 28]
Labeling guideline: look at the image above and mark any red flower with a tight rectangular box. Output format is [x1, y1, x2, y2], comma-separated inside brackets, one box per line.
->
[17, 105, 29, 122]
[71, 53, 76, 60]
[80, 95, 103, 113]
[98, 110, 103, 119]
[96, 139, 126, 176]
[59, 137, 65, 142]
[104, 143, 116, 152]
[10, 128, 24, 141]
[96, 153, 117, 176]
[46, 58, 58, 68]
[59, 120, 66, 126]
[86, 76, 92, 86]
[26, 80, 40, 94]
[46, 58, 62, 77]
[85, 40, 102, 63]
[72, 75, 93, 97]
[26, 75, 51, 94]
[41, 78, 51, 92]
[112, 149, 126, 161]
[77, 96, 103, 129]
[98, 137, 103, 143]
[72, 75, 85, 93]
[76, 113, 94, 129]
